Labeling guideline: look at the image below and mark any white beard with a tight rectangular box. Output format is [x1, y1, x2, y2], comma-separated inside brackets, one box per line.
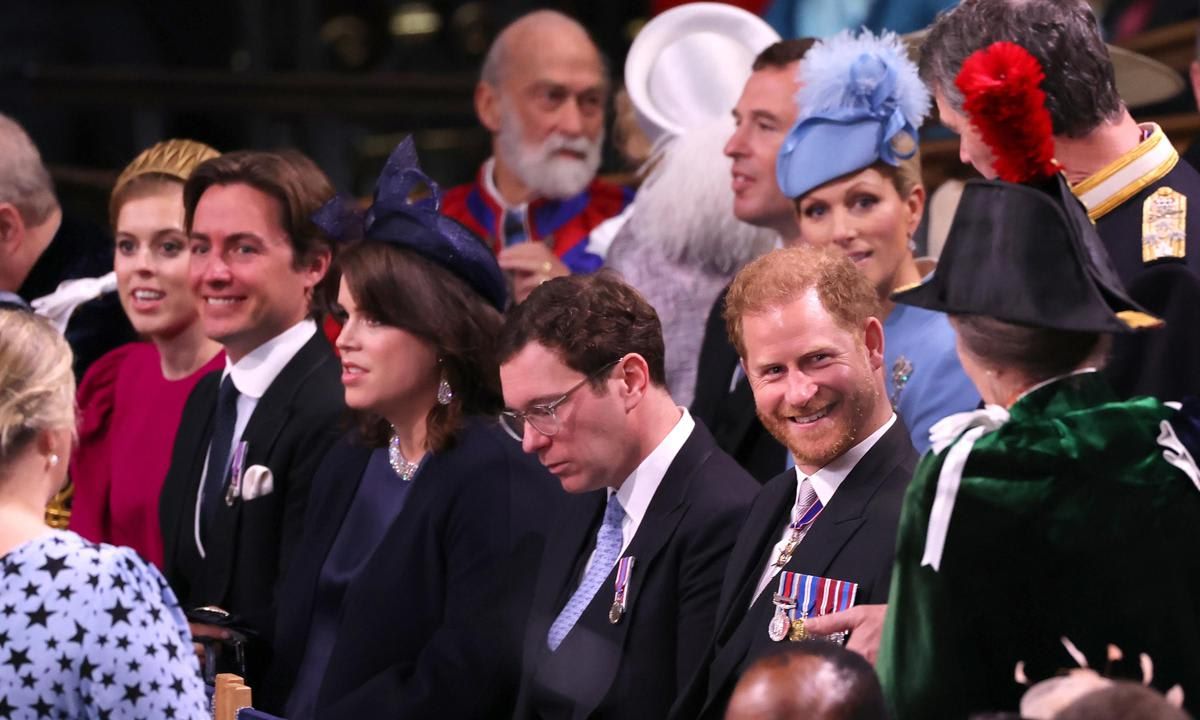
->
[496, 104, 604, 200]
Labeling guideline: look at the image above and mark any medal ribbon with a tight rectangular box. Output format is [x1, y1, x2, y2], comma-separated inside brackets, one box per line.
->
[613, 556, 636, 609]
[794, 574, 861, 618]
[775, 571, 802, 620]
[225, 441, 249, 505]
[790, 497, 824, 532]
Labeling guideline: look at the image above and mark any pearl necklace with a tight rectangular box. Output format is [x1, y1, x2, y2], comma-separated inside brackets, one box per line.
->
[388, 432, 420, 482]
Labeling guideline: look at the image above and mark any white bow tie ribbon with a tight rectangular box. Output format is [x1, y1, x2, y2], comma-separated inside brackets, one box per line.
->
[31, 272, 118, 333]
[920, 405, 1011, 571]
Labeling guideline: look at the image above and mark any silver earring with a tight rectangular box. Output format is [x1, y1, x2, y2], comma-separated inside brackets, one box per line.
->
[437, 373, 453, 406]
[48, 454, 59, 467]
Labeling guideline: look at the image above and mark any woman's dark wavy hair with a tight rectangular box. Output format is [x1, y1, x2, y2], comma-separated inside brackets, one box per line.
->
[336, 241, 503, 451]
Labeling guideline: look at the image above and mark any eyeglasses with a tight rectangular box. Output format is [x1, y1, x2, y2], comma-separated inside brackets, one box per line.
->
[499, 358, 621, 441]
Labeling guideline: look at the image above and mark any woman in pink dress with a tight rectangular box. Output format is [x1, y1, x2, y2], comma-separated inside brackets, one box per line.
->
[69, 139, 224, 567]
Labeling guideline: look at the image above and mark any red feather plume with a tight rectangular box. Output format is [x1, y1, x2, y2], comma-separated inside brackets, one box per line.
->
[954, 41, 1059, 183]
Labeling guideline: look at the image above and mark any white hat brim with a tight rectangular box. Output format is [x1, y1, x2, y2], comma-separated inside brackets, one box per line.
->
[625, 2, 781, 143]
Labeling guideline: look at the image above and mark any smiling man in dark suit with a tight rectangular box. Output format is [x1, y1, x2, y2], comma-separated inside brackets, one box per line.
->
[498, 271, 758, 720]
[158, 150, 344, 685]
[672, 245, 916, 720]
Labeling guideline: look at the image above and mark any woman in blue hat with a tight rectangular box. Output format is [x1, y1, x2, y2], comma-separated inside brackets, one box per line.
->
[258, 139, 559, 717]
[776, 30, 978, 453]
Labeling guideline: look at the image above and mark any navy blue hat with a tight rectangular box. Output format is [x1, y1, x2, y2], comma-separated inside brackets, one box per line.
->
[313, 137, 507, 311]
[776, 29, 930, 199]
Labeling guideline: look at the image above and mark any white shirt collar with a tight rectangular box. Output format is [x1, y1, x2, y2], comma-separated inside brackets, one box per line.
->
[797, 412, 897, 506]
[612, 408, 695, 536]
[481, 157, 527, 214]
[224, 319, 318, 399]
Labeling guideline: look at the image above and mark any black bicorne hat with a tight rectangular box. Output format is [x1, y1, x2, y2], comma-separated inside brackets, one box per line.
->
[891, 173, 1161, 333]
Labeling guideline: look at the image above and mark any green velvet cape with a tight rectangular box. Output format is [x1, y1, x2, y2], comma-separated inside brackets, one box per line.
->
[878, 372, 1200, 718]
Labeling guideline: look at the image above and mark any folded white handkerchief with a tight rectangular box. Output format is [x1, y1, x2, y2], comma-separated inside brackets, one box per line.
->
[240, 465, 275, 501]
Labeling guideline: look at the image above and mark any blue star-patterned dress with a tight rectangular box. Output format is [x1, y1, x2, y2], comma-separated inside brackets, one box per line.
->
[0, 530, 207, 719]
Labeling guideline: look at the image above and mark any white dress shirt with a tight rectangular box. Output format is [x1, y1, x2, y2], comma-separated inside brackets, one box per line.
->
[582, 408, 696, 577]
[751, 413, 898, 602]
[194, 319, 318, 556]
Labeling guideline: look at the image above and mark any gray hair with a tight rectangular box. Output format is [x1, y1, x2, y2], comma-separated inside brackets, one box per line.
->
[0, 114, 57, 226]
[920, 0, 1122, 139]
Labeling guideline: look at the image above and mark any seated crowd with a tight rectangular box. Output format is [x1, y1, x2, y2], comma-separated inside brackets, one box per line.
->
[2, 1, 1200, 719]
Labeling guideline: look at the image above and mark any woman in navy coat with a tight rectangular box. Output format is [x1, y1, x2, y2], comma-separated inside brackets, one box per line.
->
[259, 139, 558, 718]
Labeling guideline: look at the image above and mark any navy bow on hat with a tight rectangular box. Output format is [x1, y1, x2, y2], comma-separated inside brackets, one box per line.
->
[313, 137, 507, 311]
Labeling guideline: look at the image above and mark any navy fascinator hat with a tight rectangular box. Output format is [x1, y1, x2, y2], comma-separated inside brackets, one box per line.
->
[313, 137, 507, 311]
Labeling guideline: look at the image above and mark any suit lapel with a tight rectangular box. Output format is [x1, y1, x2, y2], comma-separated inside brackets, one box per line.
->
[711, 473, 793, 645]
[161, 374, 219, 573]
[203, 333, 336, 601]
[583, 422, 706, 648]
[787, 420, 911, 579]
[524, 491, 604, 671]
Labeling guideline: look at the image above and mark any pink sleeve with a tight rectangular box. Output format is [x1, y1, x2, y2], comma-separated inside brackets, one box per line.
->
[69, 345, 134, 542]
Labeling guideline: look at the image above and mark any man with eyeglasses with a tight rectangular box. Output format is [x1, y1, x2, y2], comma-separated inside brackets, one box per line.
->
[498, 270, 758, 720]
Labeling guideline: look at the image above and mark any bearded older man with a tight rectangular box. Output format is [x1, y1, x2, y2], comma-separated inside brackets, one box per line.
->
[442, 10, 633, 303]
[669, 245, 916, 720]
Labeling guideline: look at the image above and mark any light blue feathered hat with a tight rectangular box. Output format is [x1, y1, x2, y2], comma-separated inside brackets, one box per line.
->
[776, 29, 930, 199]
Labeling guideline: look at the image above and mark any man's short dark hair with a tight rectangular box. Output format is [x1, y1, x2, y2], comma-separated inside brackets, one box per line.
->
[497, 270, 667, 388]
[184, 149, 337, 315]
[920, 0, 1122, 138]
[752, 38, 817, 71]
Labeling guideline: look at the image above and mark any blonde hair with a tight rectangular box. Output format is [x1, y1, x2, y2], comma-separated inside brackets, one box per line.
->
[0, 310, 75, 464]
[724, 245, 881, 358]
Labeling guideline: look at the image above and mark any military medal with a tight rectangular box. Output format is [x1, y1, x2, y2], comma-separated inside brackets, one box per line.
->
[225, 441, 249, 506]
[781, 573, 861, 642]
[1142, 187, 1187, 263]
[768, 572, 802, 641]
[609, 556, 635, 624]
[788, 618, 808, 641]
[771, 496, 824, 571]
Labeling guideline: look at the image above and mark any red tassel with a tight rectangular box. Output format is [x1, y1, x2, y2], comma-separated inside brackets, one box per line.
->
[954, 41, 1059, 183]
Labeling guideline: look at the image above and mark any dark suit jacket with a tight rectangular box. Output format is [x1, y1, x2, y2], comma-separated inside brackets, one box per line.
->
[259, 418, 560, 717]
[159, 331, 343, 683]
[672, 418, 917, 720]
[1093, 160, 1200, 400]
[691, 288, 786, 483]
[514, 419, 758, 720]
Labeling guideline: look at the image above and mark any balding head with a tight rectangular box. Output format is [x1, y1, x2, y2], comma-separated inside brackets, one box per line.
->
[481, 10, 601, 87]
[725, 642, 889, 720]
[475, 10, 608, 203]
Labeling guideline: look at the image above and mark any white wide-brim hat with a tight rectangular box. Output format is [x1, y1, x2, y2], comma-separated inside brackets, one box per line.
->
[625, 2, 781, 144]
[903, 29, 1185, 109]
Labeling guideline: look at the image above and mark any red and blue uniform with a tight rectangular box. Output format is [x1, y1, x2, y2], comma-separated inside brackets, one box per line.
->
[441, 162, 634, 274]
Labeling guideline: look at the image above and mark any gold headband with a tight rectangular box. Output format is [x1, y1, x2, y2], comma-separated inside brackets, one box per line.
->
[112, 138, 220, 200]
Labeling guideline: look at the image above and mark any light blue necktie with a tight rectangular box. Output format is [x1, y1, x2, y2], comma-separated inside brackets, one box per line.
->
[547, 494, 626, 651]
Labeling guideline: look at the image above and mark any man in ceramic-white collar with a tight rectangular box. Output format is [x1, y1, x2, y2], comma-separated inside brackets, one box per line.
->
[159, 150, 345, 687]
